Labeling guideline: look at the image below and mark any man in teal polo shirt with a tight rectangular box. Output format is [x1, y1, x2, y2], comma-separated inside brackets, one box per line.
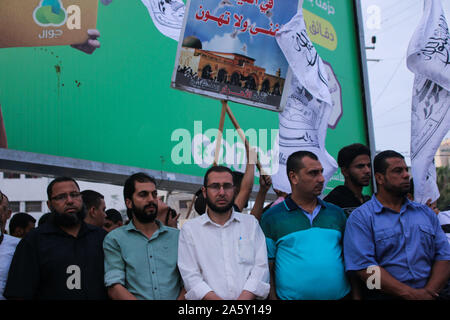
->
[103, 173, 184, 300]
[261, 151, 352, 300]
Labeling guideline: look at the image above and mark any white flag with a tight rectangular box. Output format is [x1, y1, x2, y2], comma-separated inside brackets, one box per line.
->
[272, 4, 337, 194]
[141, 0, 185, 41]
[407, 0, 450, 204]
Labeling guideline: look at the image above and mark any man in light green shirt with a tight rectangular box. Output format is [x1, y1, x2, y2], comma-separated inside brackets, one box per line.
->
[103, 173, 184, 300]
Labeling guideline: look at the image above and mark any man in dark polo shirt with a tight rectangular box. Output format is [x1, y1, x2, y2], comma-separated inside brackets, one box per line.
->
[324, 143, 372, 216]
[4, 177, 107, 300]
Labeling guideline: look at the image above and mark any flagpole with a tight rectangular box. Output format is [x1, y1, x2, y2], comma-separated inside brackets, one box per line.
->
[213, 101, 227, 166]
[224, 102, 266, 175]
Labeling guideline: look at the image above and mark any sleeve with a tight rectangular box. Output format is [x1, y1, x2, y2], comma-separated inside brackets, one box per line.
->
[4, 237, 40, 299]
[429, 210, 450, 261]
[242, 218, 270, 300]
[103, 233, 126, 287]
[177, 224, 213, 300]
[343, 210, 378, 272]
[260, 213, 276, 261]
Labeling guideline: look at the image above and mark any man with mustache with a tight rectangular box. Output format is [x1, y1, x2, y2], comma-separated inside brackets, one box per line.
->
[260, 151, 351, 300]
[344, 150, 450, 300]
[103, 173, 184, 300]
[178, 166, 270, 300]
[324, 143, 372, 216]
[4, 177, 108, 300]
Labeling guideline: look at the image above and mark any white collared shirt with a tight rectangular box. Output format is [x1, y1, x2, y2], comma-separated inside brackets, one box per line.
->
[178, 210, 270, 300]
[0, 234, 20, 300]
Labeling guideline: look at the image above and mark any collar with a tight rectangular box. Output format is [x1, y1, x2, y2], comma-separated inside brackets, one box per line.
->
[372, 194, 420, 214]
[283, 194, 327, 212]
[125, 219, 168, 234]
[201, 209, 241, 226]
[41, 215, 95, 238]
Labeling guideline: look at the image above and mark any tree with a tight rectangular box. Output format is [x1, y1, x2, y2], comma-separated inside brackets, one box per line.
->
[437, 166, 450, 211]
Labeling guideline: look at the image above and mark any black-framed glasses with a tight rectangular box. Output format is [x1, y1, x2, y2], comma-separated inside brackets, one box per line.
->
[205, 183, 234, 192]
[51, 192, 82, 202]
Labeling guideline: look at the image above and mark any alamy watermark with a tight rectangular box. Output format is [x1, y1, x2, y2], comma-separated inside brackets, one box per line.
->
[170, 121, 280, 175]
[366, 265, 381, 290]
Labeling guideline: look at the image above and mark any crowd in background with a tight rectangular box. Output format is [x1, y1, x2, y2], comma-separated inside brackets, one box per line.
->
[0, 143, 449, 300]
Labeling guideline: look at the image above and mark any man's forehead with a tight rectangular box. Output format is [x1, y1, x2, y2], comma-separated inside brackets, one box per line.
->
[301, 157, 323, 170]
[207, 171, 233, 183]
[134, 181, 156, 192]
[386, 157, 407, 169]
[351, 154, 371, 165]
[52, 181, 79, 193]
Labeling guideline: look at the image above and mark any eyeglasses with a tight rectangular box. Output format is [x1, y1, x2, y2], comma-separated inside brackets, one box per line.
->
[206, 183, 234, 192]
[51, 192, 82, 202]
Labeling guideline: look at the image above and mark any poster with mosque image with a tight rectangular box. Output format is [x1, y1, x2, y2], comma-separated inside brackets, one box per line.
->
[0, 0, 98, 48]
[172, 0, 300, 112]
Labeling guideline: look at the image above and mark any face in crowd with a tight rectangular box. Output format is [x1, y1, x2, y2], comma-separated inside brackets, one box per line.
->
[203, 170, 236, 214]
[94, 198, 107, 227]
[344, 154, 372, 187]
[103, 218, 121, 232]
[126, 181, 159, 224]
[0, 193, 11, 229]
[47, 180, 85, 228]
[376, 157, 410, 197]
[289, 155, 325, 197]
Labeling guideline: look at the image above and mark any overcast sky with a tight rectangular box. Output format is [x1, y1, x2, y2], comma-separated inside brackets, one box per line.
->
[361, 0, 450, 165]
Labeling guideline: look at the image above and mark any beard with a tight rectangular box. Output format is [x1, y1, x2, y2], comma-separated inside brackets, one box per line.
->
[132, 202, 158, 224]
[51, 204, 86, 228]
[383, 180, 410, 198]
[349, 172, 371, 188]
[205, 194, 234, 214]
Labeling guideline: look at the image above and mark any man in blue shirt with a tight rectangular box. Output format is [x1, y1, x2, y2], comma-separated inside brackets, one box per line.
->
[344, 150, 450, 300]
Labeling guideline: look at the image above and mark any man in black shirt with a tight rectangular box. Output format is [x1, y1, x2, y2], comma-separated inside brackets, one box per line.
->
[324, 144, 372, 216]
[4, 177, 107, 300]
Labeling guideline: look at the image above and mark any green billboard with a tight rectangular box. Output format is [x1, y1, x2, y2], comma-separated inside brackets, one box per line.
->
[0, 0, 374, 193]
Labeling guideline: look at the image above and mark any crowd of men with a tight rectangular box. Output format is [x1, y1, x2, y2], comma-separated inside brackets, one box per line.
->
[0, 144, 449, 300]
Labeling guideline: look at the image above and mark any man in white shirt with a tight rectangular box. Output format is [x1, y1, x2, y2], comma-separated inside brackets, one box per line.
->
[0, 192, 20, 300]
[178, 166, 270, 300]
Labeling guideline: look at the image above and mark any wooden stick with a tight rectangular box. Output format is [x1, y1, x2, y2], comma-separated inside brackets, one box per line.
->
[185, 193, 197, 220]
[213, 101, 227, 166]
[224, 103, 266, 175]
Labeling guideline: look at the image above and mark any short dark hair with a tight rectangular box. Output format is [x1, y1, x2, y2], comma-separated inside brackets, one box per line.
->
[123, 173, 157, 201]
[232, 171, 244, 192]
[337, 143, 370, 168]
[373, 150, 405, 174]
[194, 188, 206, 215]
[38, 212, 52, 227]
[123, 173, 157, 220]
[9, 212, 36, 235]
[286, 151, 319, 182]
[47, 177, 80, 200]
[81, 190, 104, 210]
[105, 209, 123, 223]
[203, 166, 233, 187]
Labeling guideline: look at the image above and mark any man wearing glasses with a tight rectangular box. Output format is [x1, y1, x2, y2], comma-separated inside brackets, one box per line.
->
[178, 166, 270, 300]
[4, 177, 108, 300]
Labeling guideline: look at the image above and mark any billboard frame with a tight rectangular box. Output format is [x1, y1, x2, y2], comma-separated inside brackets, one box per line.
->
[0, 0, 376, 197]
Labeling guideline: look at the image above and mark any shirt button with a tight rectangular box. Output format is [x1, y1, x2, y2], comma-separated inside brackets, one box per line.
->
[149, 256, 152, 258]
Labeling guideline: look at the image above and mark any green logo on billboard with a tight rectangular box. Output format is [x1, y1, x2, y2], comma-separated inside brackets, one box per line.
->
[33, 0, 67, 27]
